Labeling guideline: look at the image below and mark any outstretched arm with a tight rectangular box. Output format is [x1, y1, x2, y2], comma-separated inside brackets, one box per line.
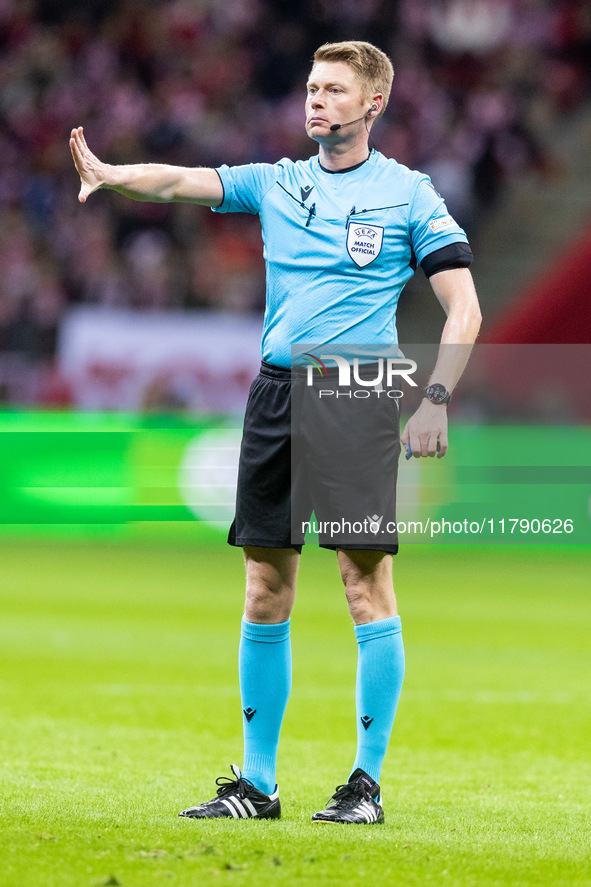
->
[69, 126, 224, 207]
[401, 267, 482, 458]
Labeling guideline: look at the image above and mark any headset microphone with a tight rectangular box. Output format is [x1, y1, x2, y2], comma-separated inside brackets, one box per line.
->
[329, 105, 378, 132]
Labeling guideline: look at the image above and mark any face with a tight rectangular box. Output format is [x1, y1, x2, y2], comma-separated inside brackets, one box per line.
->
[305, 60, 376, 141]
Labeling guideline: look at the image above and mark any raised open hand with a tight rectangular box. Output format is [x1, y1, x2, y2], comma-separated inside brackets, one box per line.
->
[69, 127, 108, 203]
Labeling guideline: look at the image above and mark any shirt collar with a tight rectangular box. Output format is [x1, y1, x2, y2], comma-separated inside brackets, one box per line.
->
[318, 149, 374, 175]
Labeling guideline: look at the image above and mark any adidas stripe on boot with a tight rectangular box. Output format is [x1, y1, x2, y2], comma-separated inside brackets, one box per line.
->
[312, 768, 384, 824]
[179, 764, 281, 820]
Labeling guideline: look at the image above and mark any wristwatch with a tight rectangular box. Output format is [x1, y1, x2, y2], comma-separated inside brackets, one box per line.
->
[424, 382, 452, 405]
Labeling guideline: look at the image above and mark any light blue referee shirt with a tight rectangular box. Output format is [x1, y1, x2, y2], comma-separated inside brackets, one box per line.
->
[214, 150, 468, 368]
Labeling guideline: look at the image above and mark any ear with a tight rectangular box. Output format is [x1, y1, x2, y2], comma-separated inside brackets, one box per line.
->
[369, 95, 383, 116]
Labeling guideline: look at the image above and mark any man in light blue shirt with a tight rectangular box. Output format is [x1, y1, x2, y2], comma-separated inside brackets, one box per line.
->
[71, 39, 481, 825]
[214, 150, 471, 366]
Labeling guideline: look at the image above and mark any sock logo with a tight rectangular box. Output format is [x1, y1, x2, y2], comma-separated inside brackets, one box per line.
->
[243, 707, 257, 722]
[361, 715, 374, 731]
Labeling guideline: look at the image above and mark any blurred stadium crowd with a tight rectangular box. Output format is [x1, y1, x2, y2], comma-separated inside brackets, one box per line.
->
[0, 0, 590, 404]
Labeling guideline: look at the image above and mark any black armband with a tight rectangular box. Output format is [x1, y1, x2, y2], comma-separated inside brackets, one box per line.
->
[421, 242, 473, 278]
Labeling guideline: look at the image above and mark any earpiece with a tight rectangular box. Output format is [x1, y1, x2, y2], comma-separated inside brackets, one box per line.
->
[329, 105, 379, 131]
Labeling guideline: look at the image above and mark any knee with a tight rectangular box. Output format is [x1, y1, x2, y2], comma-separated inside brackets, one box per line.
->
[243, 549, 297, 623]
[340, 555, 374, 621]
[338, 550, 396, 624]
[245, 577, 287, 622]
[339, 549, 387, 583]
[344, 583, 373, 624]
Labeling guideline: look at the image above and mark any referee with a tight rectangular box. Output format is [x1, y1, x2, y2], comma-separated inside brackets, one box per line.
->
[70, 40, 481, 824]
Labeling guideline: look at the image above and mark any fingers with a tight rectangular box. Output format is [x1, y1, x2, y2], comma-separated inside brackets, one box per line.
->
[70, 126, 84, 152]
[69, 128, 84, 167]
[74, 126, 90, 152]
[403, 435, 445, 459]
[401, 424, 422, 459]
[69, 131, 87, 203]
[427, 432, 439, 457]
[70, 127, 90, 162]
[401, 420, 448, 459]
[406, 425, 430, 458]
[437, 430, 448, 458]
[69, 126, 100, 203]
[69, 127, 91, 160]
[406, 428, 423, 459]
[402, 399, 450, 460]
[401, 422, 421, 458]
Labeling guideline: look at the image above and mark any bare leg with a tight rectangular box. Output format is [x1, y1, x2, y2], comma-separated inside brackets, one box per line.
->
[243, 546, 299, 623]
[337, 549, 397, 625]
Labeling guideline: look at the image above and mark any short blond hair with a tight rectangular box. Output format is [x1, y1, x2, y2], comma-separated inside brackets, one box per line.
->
[312, 41, 394, 116]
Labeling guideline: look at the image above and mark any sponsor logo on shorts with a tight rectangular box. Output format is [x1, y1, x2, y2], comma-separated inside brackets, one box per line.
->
[367, 514, 383, 534]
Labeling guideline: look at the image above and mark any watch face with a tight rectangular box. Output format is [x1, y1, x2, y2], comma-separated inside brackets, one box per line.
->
[424, 383, 451, 404]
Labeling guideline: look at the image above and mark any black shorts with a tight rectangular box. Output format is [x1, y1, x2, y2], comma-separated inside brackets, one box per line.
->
[228, 360, 400, 553]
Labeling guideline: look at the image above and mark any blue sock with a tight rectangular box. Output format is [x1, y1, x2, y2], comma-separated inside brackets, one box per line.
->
[240, 616, 291, 795]
[351, 615, 405, 785]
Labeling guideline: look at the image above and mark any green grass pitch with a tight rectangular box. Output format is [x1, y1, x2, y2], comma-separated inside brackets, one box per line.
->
[0, 540, 589, 887]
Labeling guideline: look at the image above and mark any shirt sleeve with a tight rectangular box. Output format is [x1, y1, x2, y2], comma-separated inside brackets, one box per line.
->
[408, 176, 469, 264]
[212, 162, 278, 215]
[421, 242, 473, 277]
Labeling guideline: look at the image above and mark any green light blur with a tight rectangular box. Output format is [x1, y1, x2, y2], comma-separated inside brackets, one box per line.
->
[0, 412, 589, 544]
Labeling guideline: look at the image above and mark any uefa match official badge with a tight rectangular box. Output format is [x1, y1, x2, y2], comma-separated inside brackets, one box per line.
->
[347, 223, 384, 267]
